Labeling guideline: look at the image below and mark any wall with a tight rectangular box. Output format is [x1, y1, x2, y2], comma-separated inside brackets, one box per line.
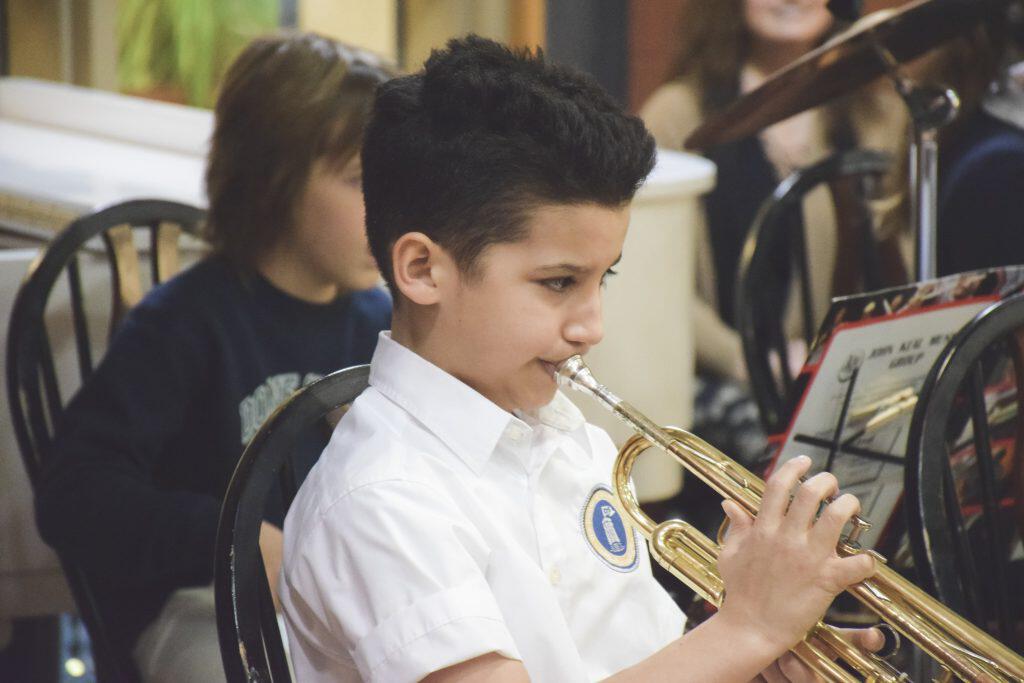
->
[402, 0, 510, 71]
[298, 0, 399, 62]
[8, 0, 118, 89]
[8, 0, 61, 81]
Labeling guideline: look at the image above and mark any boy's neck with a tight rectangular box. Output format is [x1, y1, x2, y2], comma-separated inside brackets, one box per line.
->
[390, 309, 439, 364]
[390, 310, 520, 413]
[256, 249, 343, 304]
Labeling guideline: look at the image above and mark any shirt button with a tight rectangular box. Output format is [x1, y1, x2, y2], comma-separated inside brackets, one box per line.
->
[548, 567, 561, 586]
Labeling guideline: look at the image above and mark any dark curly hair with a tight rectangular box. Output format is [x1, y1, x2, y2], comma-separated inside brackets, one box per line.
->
[362, 35, 656, 294]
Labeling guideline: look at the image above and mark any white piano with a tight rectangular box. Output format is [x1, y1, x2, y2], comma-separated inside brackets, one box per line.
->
[0, 76, 209, 239]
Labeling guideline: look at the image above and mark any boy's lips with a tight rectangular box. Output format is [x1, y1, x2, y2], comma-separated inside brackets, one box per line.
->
[540, 357, 578, 379]
[539, 360, 560, 378]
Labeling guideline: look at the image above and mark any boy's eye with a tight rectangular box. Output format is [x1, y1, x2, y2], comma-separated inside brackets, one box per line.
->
[540, 268, 617, 293]
[343, 174, 363, 189]
[542, 276, 576, 292]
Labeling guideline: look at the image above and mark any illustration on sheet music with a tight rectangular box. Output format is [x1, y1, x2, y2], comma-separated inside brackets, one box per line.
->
[769, 266, 1024, 551]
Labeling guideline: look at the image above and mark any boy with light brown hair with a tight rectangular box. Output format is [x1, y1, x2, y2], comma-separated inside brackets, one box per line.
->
[37, 33, 394, 682]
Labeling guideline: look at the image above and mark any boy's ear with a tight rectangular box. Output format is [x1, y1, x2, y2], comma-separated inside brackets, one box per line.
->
[391, 232, 451, 305]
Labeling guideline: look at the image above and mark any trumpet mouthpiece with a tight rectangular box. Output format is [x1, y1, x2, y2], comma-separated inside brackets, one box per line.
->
[555, 355, 595, 391]
[556, 356, 621, 410]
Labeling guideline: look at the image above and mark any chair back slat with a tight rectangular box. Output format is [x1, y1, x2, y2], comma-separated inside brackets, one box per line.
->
[14, 375, 43, 486]
[216, 365, 370, 683]
[791, 221, 815, 348]
[153, 221, 183, 284]
[66, 255, 95, 383]
[854, 174, 884, 291]
[37, 329, 63, 436]
[104, 223, 145, 335]
[967, 364, 1014, 641]
[5, 199, 206, 682]
[943, 464, 982, 619]
[22, 365, 53, 485]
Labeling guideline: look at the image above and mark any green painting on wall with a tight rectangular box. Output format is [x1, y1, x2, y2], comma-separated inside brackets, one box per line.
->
[118, 0, 280, 107]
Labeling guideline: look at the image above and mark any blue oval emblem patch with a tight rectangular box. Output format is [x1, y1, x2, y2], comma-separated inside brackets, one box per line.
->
[581, 485, 638, 572]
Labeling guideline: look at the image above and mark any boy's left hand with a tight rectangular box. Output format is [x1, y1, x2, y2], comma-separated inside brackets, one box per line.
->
[751, 627, 884, 682]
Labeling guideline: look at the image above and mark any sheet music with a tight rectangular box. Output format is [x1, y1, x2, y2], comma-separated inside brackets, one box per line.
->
[770, 267, 1024, 549]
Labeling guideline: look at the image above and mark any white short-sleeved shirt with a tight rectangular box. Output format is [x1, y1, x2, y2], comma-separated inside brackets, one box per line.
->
[281, 332, 685, 682]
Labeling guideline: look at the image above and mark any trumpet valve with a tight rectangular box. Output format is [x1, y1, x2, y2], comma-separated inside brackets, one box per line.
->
[818, 485, 871, 549]
[843, 516, 872, 549]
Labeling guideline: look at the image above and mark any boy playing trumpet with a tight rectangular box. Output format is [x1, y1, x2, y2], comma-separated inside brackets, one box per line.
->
[281, 36, 883, 682]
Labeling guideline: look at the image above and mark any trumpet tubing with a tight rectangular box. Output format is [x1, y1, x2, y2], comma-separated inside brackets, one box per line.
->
[557, 355, 1024, 683]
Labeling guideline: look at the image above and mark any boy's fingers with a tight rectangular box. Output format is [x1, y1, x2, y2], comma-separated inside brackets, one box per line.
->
[721, 499, 753, 539]
[776, 651, 818, 682]
[855, 627, 885, 653]
[760, 455, 812, 525]
[874, 625, 901, 658]
[809, 493, 861, 549]
[757, 661, 787, 683]
[830, 553, 876, 589]
[831, 626, 884, 653]
[784, 471, 839, 532]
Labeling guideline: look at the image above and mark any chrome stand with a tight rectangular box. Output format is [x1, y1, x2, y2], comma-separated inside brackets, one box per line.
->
[869, 35, 960, 280]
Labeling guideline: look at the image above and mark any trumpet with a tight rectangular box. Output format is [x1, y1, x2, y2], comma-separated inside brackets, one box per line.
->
[556, 355, 1024, 683]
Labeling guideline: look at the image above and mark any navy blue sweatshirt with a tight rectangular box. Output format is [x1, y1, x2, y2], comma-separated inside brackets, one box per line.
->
[35, 254, 390, 651]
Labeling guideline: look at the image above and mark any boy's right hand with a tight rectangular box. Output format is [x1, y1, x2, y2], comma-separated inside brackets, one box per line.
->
[715, 455, 876, 655]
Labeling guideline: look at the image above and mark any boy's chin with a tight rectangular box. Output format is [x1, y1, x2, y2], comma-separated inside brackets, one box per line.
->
[518, 383, 558, 413]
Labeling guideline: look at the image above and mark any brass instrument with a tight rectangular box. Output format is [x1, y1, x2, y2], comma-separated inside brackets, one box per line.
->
[556, 355, 1024, 683]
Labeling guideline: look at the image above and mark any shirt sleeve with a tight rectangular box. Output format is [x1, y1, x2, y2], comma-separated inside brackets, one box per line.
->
[284, 478, 521, 683]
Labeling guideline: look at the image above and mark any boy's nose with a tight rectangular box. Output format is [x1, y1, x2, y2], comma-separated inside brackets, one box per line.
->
[564, 299, 604, 350]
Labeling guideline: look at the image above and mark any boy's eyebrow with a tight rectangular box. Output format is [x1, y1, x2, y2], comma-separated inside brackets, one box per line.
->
[535, 263, 586, 274]
[534, 254, 622, 273]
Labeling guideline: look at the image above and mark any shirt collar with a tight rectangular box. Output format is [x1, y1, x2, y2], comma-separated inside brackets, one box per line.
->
[369, 332, 589, 473]
[518, 390, 586, 433]
[369, 332, 520, 473]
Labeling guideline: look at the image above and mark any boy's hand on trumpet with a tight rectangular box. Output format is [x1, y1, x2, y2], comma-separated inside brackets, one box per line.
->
[715, 454, 877, 656]
[751, 627, 886, 682]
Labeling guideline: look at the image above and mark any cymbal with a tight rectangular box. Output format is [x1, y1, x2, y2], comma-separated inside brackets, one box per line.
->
[684, 0, 1007, 151]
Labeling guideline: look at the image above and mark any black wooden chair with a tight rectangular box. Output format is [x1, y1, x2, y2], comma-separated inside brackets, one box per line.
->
[6, 199, 206, 682]
[215, 364, 370, 683]
[735, 149, 898, 435]
[905, 293, 1024, 651]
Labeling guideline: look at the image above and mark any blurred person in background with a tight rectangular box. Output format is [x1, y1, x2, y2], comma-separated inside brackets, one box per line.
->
[928, 3, 1024, 276]
[34, 33, 395, 683]
[641, 0, 907, 469]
